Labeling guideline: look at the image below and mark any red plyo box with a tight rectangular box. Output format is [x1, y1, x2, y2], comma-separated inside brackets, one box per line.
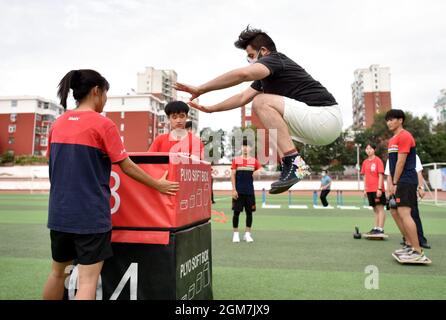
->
[109, 152, 211, 243]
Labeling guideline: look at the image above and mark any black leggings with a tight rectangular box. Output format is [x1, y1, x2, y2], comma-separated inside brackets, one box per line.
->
[320, 189, 330, 207]
[233, 210, 253, 229]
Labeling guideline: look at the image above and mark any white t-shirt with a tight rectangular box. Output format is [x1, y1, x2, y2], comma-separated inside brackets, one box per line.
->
[384, 154, 422, 175]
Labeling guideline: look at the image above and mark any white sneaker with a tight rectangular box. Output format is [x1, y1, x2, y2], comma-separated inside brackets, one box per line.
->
[232, 232, 240, 243]
[243, 232, 254, 243]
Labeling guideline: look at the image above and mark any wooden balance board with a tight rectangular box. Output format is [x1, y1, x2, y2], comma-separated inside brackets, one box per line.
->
[363, 233, 389, 240]
[392, 253, 432, 265]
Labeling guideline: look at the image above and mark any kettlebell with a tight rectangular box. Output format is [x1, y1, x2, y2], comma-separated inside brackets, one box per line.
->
[389, 195, 397, 209]
[353, 226, 362, 239]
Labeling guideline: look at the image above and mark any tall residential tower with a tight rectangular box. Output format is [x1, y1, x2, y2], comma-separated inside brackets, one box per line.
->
[352, 64, 392, 129]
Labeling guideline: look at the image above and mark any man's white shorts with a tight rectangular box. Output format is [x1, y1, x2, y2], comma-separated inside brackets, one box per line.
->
[283, 97, 343, 146]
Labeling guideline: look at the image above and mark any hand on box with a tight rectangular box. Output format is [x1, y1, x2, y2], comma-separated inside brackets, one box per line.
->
[157, 171, 180, 196]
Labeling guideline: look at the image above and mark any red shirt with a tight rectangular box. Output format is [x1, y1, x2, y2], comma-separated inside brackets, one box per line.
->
[231, 156, 261, 195]
[148, 132, 204, 159]
[387, 129, 417, 184]
[47, 110, 128, 234]
[361, 156, 385, 192]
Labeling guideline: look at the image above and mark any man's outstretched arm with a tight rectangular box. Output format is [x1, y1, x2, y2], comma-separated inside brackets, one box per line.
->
[199, 63, 270, 94]
[175, 63, 270, 100]
[189, 87, 260, 113]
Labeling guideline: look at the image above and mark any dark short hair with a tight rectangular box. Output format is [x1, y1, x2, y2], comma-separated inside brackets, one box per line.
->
[385, 109, 405, 123]
[164, 101, 189, 116]
[185, 120, 193, 129]
[234, 26, 277, 52]
[366, 143, 377, 150]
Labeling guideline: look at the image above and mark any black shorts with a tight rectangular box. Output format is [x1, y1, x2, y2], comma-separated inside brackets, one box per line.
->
[50, 230, 113, 265]
[367, 192, 387, 207]
[395, 182, 417, 208]
[232, 194, 256, 213]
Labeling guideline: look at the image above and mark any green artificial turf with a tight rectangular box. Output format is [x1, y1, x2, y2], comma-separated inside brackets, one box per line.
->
[0, 193, 445, 300]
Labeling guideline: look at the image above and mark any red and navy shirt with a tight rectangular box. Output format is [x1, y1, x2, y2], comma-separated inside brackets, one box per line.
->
[387, 129, 417, 185]
[47, 110, 128, 234]
[231, 157, 261, 195]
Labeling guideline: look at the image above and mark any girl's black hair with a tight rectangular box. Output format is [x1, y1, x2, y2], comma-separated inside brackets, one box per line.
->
[234, 25, 277, 52]
[57, 69, 110, 109]
[164, 101, 189, 116]
[366, 143, 377, 150]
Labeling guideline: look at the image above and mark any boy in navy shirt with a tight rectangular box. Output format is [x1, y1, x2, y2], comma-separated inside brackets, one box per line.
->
[385, 109, 430, 263]
[231, 139, 261, 243]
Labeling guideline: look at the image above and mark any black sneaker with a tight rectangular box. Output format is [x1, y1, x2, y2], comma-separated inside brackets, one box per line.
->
[420, 242, 431, 249]
[374, 228, 384, 235]
[400, 237, 406, 246]
[269, 155, 310, 194]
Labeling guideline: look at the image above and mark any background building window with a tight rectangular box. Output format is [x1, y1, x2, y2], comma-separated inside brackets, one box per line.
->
[11, 100, 17, 107]
[10, 114, 17, 122]
[8, 125, 16, 133]
[40, 137, 48, 147]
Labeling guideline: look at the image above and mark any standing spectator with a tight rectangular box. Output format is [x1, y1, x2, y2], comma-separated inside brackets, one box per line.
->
[385, 109, 430, 263]
[361, 143, 386, 235]
[319, 170, 332, 207]
[385, 154, 430, 249]
[231, 139, 262, 243]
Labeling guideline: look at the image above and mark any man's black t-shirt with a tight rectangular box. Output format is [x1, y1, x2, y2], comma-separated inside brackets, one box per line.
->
[251, 52, 337, 106]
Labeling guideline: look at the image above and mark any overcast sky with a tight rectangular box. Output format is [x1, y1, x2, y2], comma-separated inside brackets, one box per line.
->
[1, 0, 445, 132]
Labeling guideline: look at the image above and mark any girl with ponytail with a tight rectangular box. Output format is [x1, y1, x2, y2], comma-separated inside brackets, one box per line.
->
[43, 69, 179, 300]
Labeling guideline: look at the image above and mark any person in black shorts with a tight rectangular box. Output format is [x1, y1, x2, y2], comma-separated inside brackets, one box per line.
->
[385, 154, 431, 249]
[231, 139, 262, 243]
[43, 70, 179, 300]
[385, 109, 430, 263]
[360, 143, 386, 235]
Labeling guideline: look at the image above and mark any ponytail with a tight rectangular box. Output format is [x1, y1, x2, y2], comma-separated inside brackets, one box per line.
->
[57, 69, 110, 109]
